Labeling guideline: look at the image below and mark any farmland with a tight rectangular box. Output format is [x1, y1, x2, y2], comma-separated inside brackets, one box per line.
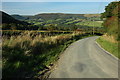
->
[11, 13, 103, 31]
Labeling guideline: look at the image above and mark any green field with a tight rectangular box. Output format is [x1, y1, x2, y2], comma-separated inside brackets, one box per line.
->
[76, 21, 103, 27]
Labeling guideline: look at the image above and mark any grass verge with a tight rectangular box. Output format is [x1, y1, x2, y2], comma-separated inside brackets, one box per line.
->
[96, 36, 119, 58]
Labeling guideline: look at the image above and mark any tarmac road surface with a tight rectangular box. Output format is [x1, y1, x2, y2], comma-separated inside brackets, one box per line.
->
[49, 36, 118, 78]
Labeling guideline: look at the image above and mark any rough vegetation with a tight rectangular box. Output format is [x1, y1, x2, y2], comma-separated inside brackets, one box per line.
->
[2, 31, 92, 78]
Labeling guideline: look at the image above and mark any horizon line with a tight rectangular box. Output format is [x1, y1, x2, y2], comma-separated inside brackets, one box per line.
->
[2, 11, 102, 16]
[11, 12, 101, 16]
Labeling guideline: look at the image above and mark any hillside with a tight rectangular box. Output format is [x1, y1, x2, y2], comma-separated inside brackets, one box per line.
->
[13, 13, 102, 28]
[2, 11, 103, 31]
[33, 13, 86, 20]
[1, 11, 28, 25]
[11, 15, 27, 21]
[12, 13, 101, 21]
[1, 11, 38, 30]
[11, 13, 86, 21]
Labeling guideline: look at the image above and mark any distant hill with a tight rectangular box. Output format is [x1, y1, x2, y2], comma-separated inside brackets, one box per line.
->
[1, 11, 102, 30]
[84, 14, 101, 18]
[11, 13, 101, 21]
[1, 11, 38, 30]
[1, 11, 28, 25]
[34, 13, 86, 20]
[11, 15, 27, 21]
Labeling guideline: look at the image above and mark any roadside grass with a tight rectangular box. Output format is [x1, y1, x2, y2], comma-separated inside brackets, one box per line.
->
[2, 31, 92, 78]
[96, 36, 119, 58]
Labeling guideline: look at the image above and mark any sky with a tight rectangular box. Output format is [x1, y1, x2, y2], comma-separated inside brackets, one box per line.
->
[2, 0, 116, 2]
[2, 2, 111, 15]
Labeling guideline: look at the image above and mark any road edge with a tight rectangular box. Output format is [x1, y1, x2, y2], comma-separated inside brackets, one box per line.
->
[95, 41, 118, 60]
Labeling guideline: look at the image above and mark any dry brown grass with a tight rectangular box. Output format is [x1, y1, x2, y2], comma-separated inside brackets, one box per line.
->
[102, 33, 118, 43]
[2, 31, 81, 48]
